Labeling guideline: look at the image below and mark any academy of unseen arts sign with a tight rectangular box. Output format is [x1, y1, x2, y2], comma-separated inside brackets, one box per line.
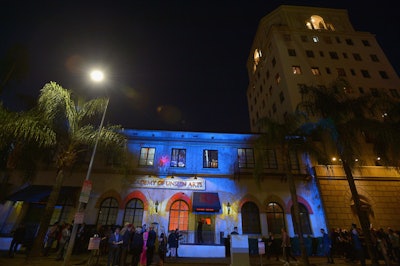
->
[132, 176, 206, 190]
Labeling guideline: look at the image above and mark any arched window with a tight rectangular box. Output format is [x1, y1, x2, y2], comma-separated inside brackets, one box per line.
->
[97, 197, 119, 226]
[241, 202, 261, 234]
[168, 200, 189, 231]
[266, 202, 285, 235]
[123, 198, 144, 227]
[291, 203, 312, 235]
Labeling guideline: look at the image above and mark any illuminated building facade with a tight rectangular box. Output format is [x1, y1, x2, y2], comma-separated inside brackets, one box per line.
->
[1, 129, 326, 256]
[246, 5, 400, 230]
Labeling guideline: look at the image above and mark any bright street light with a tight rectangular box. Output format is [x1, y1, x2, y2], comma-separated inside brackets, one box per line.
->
[63, 70, 109, 266]
[90, 70, 104, 82]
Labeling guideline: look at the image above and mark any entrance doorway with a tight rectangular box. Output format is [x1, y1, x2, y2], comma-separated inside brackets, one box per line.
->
[195, 214, 215, 244]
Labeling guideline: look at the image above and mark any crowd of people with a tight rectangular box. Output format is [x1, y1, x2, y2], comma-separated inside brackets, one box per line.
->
[8, 220, 182, 266]
[9, 219, 399, 266]
[329, 224, 400, 266]
[262, 224, 400, 266]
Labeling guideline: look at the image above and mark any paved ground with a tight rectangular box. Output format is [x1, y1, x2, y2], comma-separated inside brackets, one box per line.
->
[0, 250, 391, 266]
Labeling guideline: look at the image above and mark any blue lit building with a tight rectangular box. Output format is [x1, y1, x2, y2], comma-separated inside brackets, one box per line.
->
[1, 129, 326, 256]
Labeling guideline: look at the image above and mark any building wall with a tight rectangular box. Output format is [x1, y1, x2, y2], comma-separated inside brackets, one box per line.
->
[1, 129, 327, 242]
[247, 5, 400, 131]
[315, 165, 400, 231]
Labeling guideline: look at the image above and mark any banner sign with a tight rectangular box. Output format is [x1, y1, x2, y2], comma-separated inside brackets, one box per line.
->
[132, 176, 205, 190]
[79, 180, 92, 203]
[88, 237, 101, 250]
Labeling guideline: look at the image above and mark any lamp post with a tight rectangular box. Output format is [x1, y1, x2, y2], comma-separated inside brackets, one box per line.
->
[63, 70, 108, 266]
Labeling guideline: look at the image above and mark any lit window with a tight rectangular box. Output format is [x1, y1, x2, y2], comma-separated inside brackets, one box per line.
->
[275, 73, 281, 84]
[292, 66, 302, 74]
[266, 202, 285, 235]
[171, 148, 186, 167]
[312, 36, 319, 43]
[203, 150, 218, 168]
[311, 67, 321, 75]
[169, 200, 189, 231]
[139, 147, 155, 166]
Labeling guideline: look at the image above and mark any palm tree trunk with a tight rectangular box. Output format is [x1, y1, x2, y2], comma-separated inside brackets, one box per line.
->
[287, 173, 310, 266]
[27, 169, 65, 258]
[342, 160, 379, 266]
[285, 149, 310, 266]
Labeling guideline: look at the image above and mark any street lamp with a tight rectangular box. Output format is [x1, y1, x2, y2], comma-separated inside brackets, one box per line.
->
[63, 70, 109, 266]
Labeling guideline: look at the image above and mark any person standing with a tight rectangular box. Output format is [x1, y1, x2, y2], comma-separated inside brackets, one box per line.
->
[107, 226, 123, 266]
[231, 227, 239, 235]
[351, 223, 366, 266]
[8, 223, 26, 258]
[197, 219, 204, 243]
[43, 221, 59, 256]
[320, 228, 334, 264]
[130, 226, 144, 266]
[146, 225, 157, 266]
[56, 223, 71, 261]
[120, 223, 133, 266]
[158, 232, 167, 265]
[266, 231, 279, 261]
[167, 229, 180, 258]
[281, 228, 297, 263]
[139, 226, 149, 266]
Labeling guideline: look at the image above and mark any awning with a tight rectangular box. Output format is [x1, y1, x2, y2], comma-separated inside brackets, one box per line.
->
[7, 185, 80, 203]
[192, 192, 221, 212]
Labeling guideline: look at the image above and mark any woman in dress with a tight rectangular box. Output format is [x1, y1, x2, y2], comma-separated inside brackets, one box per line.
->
[139, 227, 149, 266]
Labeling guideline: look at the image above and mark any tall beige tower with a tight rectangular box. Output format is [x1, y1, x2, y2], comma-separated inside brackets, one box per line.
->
[247, 5, 400, 132]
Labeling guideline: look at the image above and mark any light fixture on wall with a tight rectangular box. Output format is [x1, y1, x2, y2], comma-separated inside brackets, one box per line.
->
[155, 200, 159, 213]
[227, 202, 231, 215]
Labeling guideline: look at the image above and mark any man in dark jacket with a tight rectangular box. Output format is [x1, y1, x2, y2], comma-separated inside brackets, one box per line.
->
[146, 226, 157, 266]
[168, 229, 181, 258]
[130, 226, 144, 266]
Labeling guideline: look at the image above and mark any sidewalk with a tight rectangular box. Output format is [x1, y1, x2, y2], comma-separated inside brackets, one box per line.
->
[0, 251, 385, 266]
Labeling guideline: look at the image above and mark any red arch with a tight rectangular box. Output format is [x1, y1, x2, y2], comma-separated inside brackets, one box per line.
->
[165, 192, 192, 211]
[122, 190, 148, 209]
[286, 196, 313, 214]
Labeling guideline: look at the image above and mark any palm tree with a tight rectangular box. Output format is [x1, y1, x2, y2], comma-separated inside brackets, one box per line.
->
[255, 112, 321, 266]
[26, 81, 126, 258]
[296, 80, 393, 266]
[0, 103, 56, 201]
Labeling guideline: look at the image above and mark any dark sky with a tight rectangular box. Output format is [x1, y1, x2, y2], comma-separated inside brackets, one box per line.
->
[1, 1, 399, 133]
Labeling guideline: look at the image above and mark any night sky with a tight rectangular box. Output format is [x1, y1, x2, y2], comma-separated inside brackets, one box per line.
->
[1, 1, 399, 133]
